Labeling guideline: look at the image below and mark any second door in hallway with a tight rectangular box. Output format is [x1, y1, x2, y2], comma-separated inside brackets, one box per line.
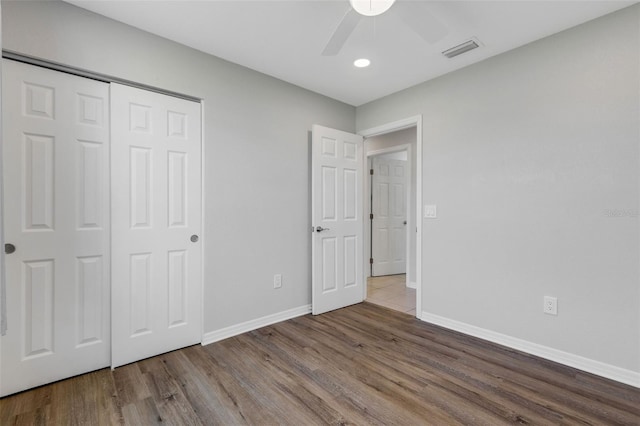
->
[371, 156, 407, 276]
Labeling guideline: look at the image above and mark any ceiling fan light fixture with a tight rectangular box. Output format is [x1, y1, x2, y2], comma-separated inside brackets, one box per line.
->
[349, 0, 396, 17]
[354, 58, 371, 68]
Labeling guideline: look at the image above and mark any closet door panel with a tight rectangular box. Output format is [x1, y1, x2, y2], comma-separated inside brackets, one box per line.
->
[1, 60, 110, 397]
[110, 83, 202, 368]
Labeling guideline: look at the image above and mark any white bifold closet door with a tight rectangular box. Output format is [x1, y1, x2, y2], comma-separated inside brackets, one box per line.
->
[0, 60, 111, 397]
[110, 84, 202, 368]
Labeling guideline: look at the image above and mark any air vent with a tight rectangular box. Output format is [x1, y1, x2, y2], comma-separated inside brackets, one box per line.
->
[442, 39, 480, 59]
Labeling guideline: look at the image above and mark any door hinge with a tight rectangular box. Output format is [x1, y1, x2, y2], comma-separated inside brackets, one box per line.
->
[369, 258, 373, 264]
[369, 213, 374, 220]
[370, 169, 374, 175]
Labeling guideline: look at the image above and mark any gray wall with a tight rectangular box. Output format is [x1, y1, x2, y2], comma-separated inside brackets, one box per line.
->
[365, 127, 417, 285]
[4, 0, 638, 377]
[357, 5, 640, 372]
[1, 0, 355, 332]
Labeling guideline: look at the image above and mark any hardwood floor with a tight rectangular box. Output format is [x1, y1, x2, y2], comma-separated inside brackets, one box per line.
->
[2, 302, 639, 425]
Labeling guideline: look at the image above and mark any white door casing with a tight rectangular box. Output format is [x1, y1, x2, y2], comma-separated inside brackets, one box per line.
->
[110, 84, 202, 368]
[1, 60, 110, 396]
[358, 116, 422, 317]
[371, 156, 408, 276]
[311, 125, 364, 315]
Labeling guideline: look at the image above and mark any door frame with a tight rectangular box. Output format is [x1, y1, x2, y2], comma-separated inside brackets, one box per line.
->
[200, 100, 206, 344]
[365, 144, 412, 287]
[359, 116, 423, 318]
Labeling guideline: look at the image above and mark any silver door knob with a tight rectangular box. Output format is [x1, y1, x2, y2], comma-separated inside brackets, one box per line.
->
[5, 243, 16, 254]
[315, 226, 330, 232]
[190, 235, 199, 243]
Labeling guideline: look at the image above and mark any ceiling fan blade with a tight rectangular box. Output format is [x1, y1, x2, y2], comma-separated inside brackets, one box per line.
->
[322, 8, 362, 56]
[395, 2, 448, 43]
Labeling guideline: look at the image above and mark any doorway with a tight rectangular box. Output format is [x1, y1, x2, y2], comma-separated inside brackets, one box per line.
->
[309, 118, 423, 318]
[362, 125, 418, 315]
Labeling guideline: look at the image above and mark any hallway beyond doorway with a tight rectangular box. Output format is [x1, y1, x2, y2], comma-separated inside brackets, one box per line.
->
[366, 275, 415, 316]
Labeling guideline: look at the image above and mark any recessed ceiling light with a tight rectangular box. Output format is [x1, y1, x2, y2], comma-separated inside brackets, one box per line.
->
[354, 58, 371, 68]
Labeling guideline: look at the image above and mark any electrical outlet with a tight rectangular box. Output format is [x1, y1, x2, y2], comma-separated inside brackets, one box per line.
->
[273, 274, 282, 289]
[543, 296, 557, 315]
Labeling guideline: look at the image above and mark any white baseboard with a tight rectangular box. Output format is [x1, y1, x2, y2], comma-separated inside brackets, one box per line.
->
[407, 281, 417, 289]
[202, 304, 311, 346]
[420, 311, 640, 389]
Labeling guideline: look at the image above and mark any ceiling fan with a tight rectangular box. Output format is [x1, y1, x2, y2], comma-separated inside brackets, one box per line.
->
[322, 0, 449, 56]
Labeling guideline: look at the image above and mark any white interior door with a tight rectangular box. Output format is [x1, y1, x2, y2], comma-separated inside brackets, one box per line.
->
[311, 125, 364, 315]
[110, 84, 202, 368]
[1, 60, 110, 396]
[371, 156, 407, 276]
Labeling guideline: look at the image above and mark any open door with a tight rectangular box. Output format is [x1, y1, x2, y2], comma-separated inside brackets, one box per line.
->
[311, 125, 364, 315]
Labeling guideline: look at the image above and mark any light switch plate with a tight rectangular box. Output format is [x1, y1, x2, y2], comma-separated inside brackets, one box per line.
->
[424, 205, 437, 218]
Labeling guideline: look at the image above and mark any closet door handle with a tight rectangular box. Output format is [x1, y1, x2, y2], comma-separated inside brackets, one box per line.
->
[190, 235, 199, 243]
[5, 243, 16, 254]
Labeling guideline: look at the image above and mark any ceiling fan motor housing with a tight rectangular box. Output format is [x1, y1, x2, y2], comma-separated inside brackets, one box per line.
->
[349, 0, 396, 17]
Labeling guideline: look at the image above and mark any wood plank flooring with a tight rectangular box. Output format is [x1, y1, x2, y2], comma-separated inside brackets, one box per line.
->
[2, 302, 639, 425]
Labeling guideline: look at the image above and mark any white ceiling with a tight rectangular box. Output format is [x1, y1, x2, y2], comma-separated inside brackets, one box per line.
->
[65, 0, 636, 106]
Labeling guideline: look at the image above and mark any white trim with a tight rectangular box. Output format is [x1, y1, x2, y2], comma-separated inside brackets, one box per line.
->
[421, 311, 640, 389]
[363, 154, 374, 282]
[366, 145, 410, 158]
[415, 118, 422, 319]
[358, 115, 423, 318]
[0, 34, 5, 337]
[3, 50, 201, 102]
[360, 116, 421, 138]
[200, 100, 206, 343]
[407, 281, 417, 289]
[202, 305, 311, 346]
